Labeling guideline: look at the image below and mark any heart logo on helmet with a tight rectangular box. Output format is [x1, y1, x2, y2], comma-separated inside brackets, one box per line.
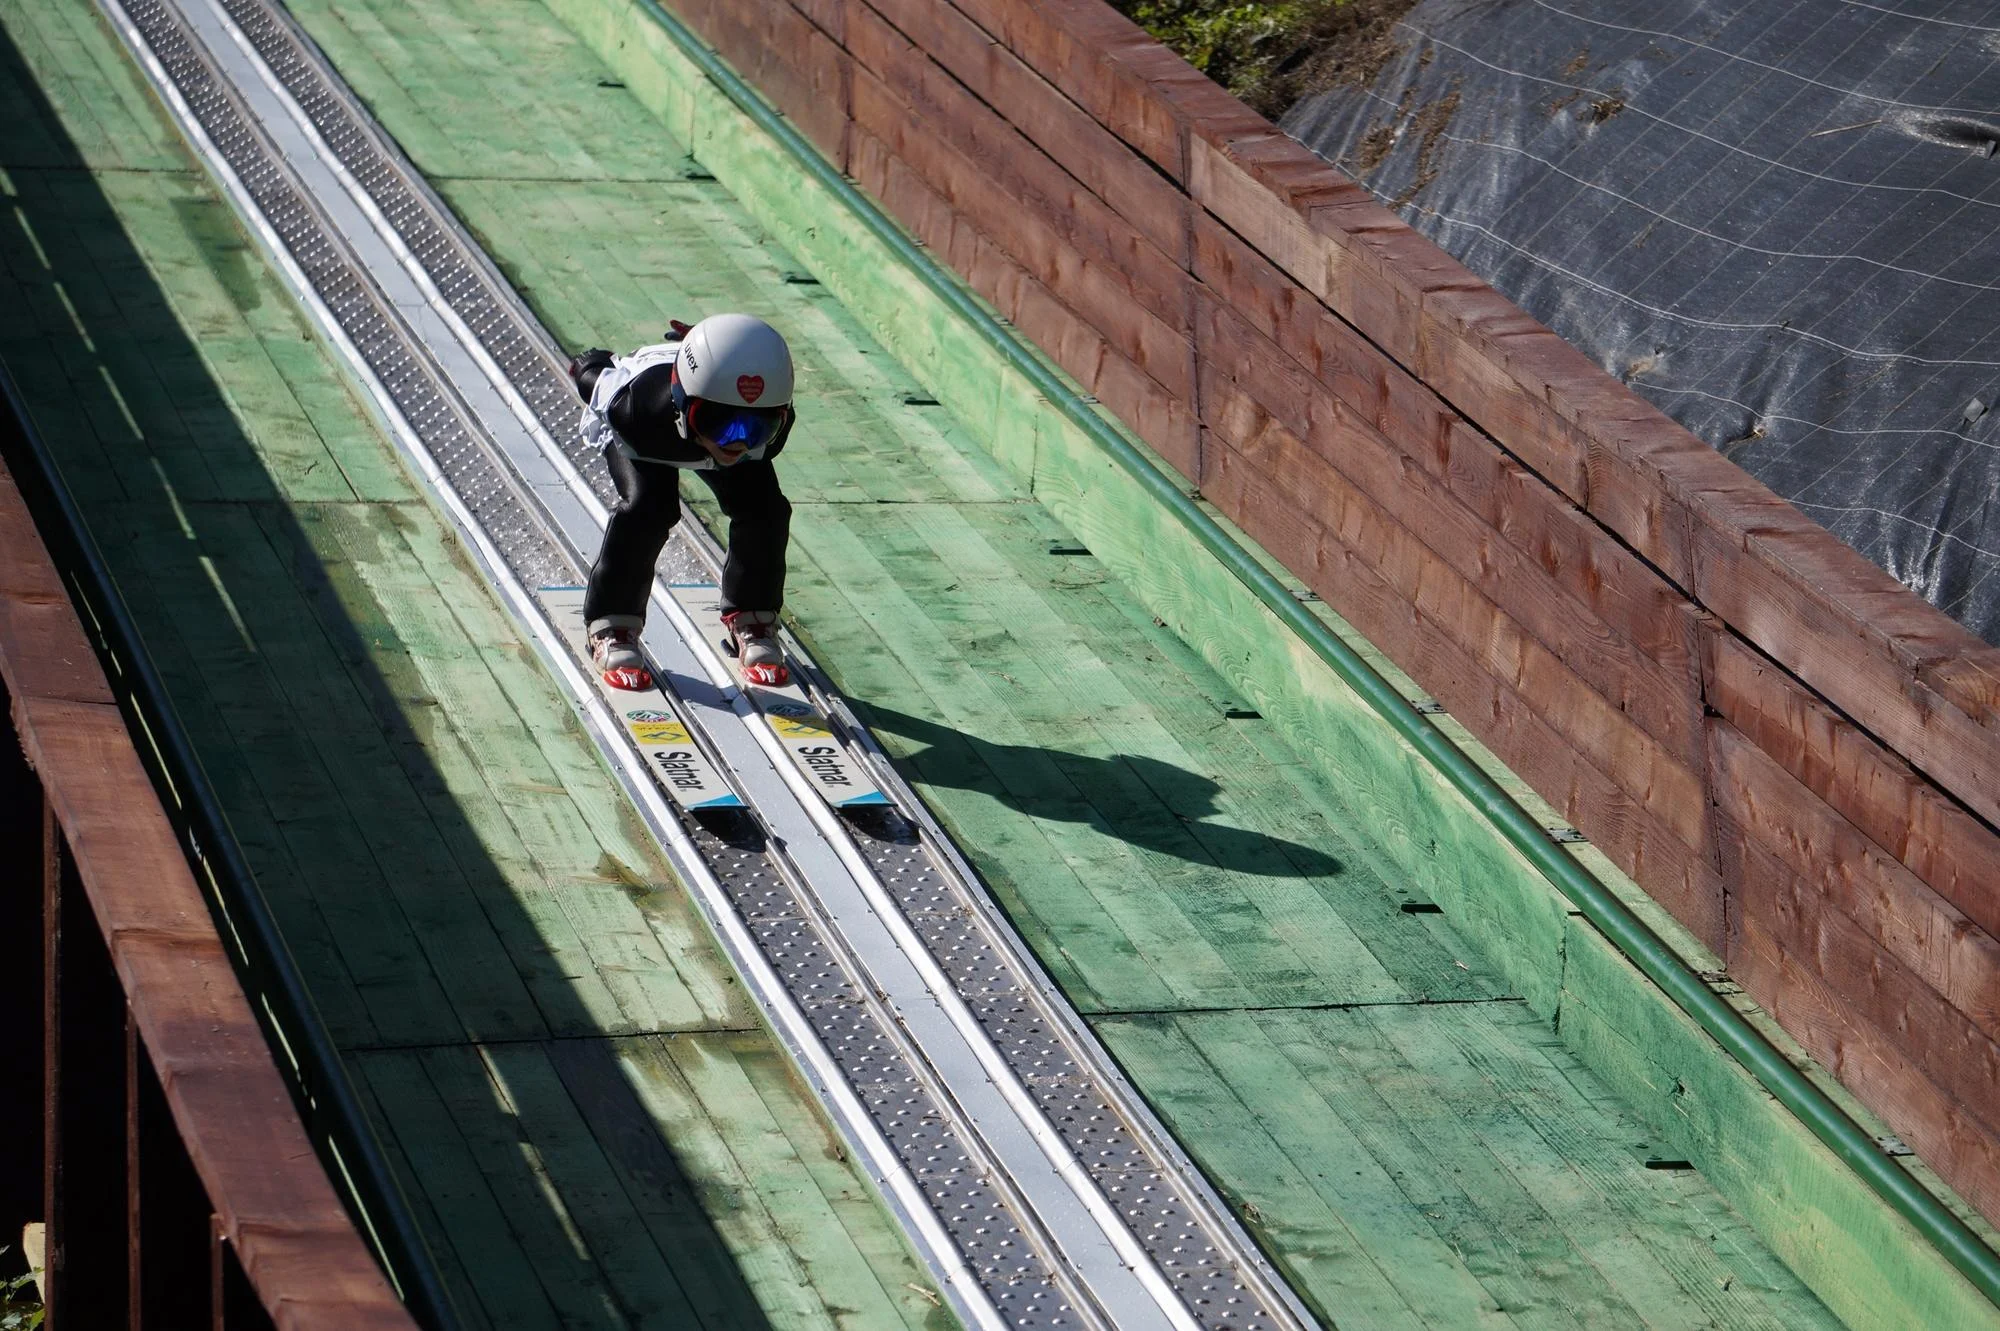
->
[736, 374, 765, 404]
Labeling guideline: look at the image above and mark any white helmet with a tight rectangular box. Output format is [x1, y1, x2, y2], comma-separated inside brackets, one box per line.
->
[675, 313, 793, 408]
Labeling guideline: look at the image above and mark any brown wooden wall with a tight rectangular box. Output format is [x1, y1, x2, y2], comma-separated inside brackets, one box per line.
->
[1, 450, 415, 1330]
[667, 0, 2000, 1225]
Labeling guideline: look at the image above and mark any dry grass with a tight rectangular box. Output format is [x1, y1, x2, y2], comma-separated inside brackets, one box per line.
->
[1109, 0, 1420, 119]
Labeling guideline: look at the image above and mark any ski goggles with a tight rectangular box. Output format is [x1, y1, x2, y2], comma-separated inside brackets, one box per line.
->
[685, 399, 786, 456]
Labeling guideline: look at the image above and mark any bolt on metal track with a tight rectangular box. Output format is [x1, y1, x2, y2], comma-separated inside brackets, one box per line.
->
[98, 0, 1319, 1327]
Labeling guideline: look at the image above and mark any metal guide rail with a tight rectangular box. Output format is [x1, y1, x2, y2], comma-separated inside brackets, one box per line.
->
[96, 0, 1318, 1327]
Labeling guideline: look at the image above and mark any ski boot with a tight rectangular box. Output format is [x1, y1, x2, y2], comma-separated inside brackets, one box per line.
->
[589, 617, 653, 691]
[722, 609, 789, 687]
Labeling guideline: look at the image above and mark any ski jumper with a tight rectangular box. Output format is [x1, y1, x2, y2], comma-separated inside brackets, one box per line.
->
[572, 340, 794, 627]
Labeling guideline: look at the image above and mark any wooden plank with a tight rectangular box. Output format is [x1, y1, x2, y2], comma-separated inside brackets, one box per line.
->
[1402, 279, 1604, 506]
[942, 0, 1261, 185]
[1096, 1004, 1840, 1329]
[1, 529, 408, 1328]
[1090, 1011, 1453, 1328]
[1070, 583, 1502, 1003]
[392, 538, 749, 1027]
[843, 0, 1196, 349]
[1192, 213, 1702, 684]
[1199, 396, 1725, 950]
[1703, 626, 2000, 941]
[1177, 97, 2000, 836]
[87, 520, 397, 1049]
[351, 1048, 568, 1328]
[843, 62, 1201, 404]
[310, 505, 737, 1037]
[0, 469, 116, 708]
[213, 504, 548, 1042]
[844, 117, 1201, 474]
[0, 0, 185, 171]
[1271, 1005, 1627, 1331]
[883, 502, 1435, 983]
[324, 0, 567, 182]
[728, 1037, 955, 1324]
[545, 1037, 792, 1329]
[789, 499, 1470, 1010]
[115, 935, 406, 1326]
[474, 1043, 713, 1327]
[1198, 283, 1705, 771]
[859, 0, 1191, 262]
[405, 0, 633, 181]
[1710, 721, 2000, 1050]
[15, 698, 217, 949]
[1728, 861, 2000, 1229]
[691, 0, 1205, 460]
[580, 1033, 945, 1329]
[674, 0, 851, 169]
[1184, 134, 1422, 373]
[1689, 509, 2000, 830]
[1002, 393, 1577, 1015]
[3, 0, 120, 170]
[114, 504, 540, 1046]
[1417, 1002, 1824, 1331]
[79, 173, 322, 502]
[274, 0, 459, 178]
[1560, 913, 2000, 1331]
[1928, 648, 2000, 732]
[255, 337, 417, 506]
[1421, 271, 2000, 764]
[372, 1033, 948, 1331]
[790, 511, 1289, 1012]
[798, 584, 1158, 1010]
[1714, 721, 2000, 1223]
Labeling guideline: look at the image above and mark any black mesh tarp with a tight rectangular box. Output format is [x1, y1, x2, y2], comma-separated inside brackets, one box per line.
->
[1282, 0, 2000, 644]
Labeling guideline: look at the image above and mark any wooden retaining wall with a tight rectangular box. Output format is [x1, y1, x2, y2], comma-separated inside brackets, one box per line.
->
[0, 444, 414, 1329]
[659, 0, 2000, 1226]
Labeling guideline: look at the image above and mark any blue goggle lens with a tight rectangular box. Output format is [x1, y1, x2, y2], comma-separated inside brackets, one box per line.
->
[691, 402, 783, 452]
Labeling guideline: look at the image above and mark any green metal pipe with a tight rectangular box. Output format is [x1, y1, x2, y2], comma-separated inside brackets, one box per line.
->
[633, 0, 2000, 1306]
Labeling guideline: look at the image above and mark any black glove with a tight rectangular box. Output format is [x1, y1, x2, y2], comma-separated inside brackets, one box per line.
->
[566, 348, 614, 400]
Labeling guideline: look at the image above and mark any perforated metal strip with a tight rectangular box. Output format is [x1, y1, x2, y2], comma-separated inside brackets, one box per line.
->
[219, 0, 610, 494]
[196, 1, 1313, 1326]
[103, 3, 1078, 1326]
[115, 0, 1313, 1324]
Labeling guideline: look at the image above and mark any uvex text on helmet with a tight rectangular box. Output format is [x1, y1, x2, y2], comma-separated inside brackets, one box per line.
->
[677, 313, 794, 408]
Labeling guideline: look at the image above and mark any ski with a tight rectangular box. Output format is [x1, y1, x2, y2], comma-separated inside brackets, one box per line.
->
[668, 582, 890, 809]
[539, 587, 744, 811]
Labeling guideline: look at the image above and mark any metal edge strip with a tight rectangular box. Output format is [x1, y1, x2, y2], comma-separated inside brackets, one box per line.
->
[88, 4, 1014, 1326]
[173, 4, 1253, 1323]
[210, 1, 1323, 1322]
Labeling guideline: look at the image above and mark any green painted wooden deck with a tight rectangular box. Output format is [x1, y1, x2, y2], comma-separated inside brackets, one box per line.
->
[0, 0, 1849, 1324]
[0, 4, 951, 1327]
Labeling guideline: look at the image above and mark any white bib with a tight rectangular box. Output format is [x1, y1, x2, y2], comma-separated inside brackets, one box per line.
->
[576, 341, 713, 469]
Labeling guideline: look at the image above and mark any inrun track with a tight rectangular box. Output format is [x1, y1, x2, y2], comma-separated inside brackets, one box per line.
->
[0, 0, 1857, 1326]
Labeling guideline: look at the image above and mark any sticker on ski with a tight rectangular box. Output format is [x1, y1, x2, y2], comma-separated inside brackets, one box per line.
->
[668, 582, 889, 809]
[540, 586, 743, 811]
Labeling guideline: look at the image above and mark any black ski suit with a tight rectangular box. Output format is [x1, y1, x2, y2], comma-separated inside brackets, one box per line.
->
[571, 348, 793, 625]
